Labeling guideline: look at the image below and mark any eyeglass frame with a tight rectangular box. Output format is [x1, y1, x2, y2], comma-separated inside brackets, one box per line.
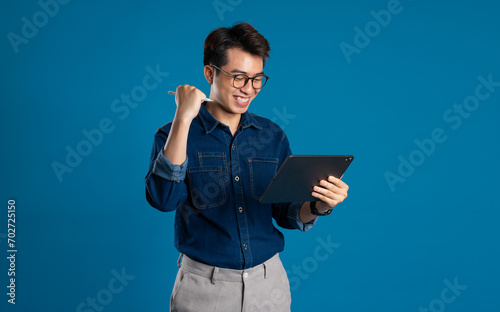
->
[210, 64, 269, 89]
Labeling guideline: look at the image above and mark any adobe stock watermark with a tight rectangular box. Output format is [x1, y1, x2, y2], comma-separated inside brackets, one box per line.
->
[340, 0, 410, 64]
[418, 277, 467, 312]
[76, 267, 135, 312]
[213, 0, 243, 21]
[286, 235, 340, 292]
[51, 64, 169, 182]
[247, 279, 289, 312]
[269, 106, 296, 130]
[384, 73, 499, 192]
[7, 0, 71, 54]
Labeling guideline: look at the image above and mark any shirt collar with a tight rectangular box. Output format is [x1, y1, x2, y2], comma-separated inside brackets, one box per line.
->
[198, 102, 262, 134]
[240, 110, 262, 130]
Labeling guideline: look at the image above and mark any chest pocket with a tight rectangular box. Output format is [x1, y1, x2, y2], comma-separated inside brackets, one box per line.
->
[198, 152, 229, 183]
[187, 152, 228, 209]
[248, 157, 279, 200]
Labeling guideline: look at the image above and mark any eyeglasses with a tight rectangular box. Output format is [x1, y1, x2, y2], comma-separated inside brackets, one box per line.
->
[211, 64, 269, 89]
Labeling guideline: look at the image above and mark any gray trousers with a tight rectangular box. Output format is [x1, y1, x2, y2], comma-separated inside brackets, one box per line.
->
[170, 253, 291, 312]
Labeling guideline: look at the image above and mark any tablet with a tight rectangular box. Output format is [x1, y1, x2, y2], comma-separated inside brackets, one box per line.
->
[260, 155, 354, 204]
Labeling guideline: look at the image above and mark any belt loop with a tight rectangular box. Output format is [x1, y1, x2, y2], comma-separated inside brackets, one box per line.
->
[263, 263, 267, 279]
[177, 253, 184, 268]
[211, 267, 219, 284]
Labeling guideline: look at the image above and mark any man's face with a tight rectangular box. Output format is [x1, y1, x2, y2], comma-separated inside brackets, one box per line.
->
[209, 48, 264, 115]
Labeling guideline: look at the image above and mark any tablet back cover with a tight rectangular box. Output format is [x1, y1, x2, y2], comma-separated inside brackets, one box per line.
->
[260, 155, 354, 203]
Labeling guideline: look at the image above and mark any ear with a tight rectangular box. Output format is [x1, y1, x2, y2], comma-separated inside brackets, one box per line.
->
[204, 65, 214, 84]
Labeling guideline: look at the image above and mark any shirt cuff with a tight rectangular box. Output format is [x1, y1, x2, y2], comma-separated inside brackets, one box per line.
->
[287, 202, 317, 232]
[152, 152, 188, 182]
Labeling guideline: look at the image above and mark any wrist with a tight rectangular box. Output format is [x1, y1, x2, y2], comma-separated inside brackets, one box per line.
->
[310, 201, 332, 216]
[172, 114, 193, 128]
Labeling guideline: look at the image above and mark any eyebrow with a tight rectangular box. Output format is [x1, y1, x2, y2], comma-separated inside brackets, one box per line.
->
[230, 68, 265, 75]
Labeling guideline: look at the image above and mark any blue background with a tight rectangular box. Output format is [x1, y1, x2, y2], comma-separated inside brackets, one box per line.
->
[1, 0, 499, 311]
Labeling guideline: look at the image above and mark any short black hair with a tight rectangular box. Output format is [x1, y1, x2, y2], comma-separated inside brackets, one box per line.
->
[203, 22, 271, 67]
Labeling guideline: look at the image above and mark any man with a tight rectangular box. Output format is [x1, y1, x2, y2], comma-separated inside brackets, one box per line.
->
[145, 22, 349, 312]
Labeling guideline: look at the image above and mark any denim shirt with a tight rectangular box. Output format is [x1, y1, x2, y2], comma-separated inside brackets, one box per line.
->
[145, 103, 316, 269]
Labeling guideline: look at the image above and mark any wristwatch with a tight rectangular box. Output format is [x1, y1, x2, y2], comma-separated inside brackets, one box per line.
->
[310, 201, 332, 216]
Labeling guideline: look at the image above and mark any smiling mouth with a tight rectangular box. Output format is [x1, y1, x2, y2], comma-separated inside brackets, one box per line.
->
[234, 96, 249, 103]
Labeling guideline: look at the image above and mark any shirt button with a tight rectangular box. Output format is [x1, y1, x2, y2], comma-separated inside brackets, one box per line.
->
[243, 243, 247, 249]
[243, 272, 249, 279]
[235, 176, 240, 181]
[232, 144, 236, 150]
[238, 207, 243, 213]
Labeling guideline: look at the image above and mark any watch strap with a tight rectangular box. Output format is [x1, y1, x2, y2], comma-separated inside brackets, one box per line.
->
[310, 201, 332, 216]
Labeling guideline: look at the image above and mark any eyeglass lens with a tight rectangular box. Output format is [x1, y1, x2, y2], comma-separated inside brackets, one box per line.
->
[233, 74, 267, 89]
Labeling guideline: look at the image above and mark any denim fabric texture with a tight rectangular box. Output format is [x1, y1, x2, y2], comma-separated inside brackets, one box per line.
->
[145, 103, 316, 269]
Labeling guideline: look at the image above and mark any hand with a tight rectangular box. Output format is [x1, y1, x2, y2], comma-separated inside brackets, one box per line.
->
[311, 176, 349, 212]
[173, 85, 207, 123]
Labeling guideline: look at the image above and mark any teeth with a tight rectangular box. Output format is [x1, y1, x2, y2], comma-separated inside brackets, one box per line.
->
[236, 97, 249, 103]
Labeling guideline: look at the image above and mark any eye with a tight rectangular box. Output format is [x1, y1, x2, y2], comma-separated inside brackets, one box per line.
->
[234, 76, 246, 82]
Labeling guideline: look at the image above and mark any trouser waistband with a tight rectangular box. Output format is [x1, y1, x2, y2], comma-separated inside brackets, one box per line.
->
[179, 253, 281, 283]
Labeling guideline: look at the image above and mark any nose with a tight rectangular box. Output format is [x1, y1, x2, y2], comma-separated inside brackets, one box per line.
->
[240, 79, 254, 95]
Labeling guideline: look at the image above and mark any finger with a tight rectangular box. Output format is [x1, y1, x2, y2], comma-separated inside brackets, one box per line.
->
[195, 88, 207, 100]
[312, 185, 345, 201]
[312, 187, 346, 202]
[176, 85, 206, 103]
[312, 184, 330, 196]
[327, 176, 349, 190]
[311, 191, 343, 208]
[317, 179, 348, 197]
[318, 179, 337, 192]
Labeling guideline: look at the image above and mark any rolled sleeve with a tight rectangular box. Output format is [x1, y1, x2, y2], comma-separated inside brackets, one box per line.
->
[152, 152, 188, 182]
[287, 202, 318, 232]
